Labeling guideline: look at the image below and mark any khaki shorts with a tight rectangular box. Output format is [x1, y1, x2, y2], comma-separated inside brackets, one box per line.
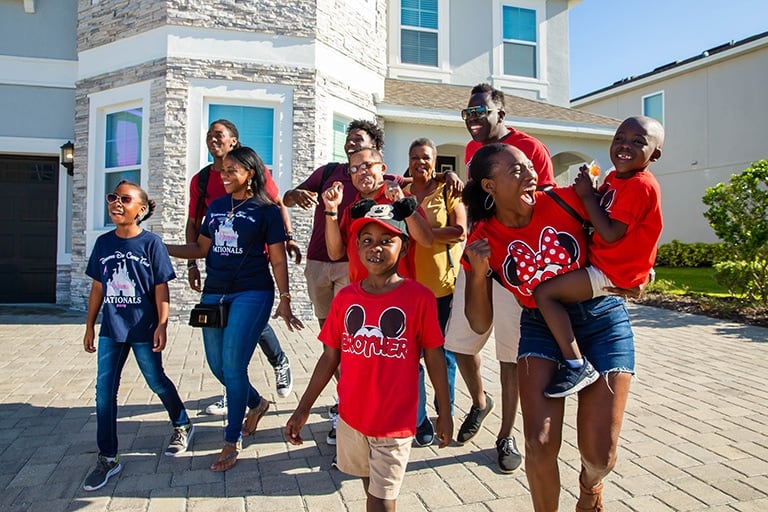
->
[304, 259, 350, 320]
[336, 416, 412, 501]
[586, 265, 616, 298]
[444, 267, 521, 363]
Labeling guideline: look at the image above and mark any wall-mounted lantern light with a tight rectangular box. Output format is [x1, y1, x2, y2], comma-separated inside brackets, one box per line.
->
[60, 141, 74, 176]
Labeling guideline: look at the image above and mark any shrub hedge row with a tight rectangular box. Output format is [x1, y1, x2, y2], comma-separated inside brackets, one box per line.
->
[655, 240, 728, 268]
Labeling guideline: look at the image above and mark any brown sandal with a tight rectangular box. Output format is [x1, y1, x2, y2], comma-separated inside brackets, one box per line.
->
[210, 441, 240, 472]
[241, 397, 269, 437]
[576, 472, 604, 512]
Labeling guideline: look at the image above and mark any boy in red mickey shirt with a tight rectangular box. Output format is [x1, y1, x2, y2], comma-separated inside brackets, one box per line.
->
[286, 197, 452, 512]
[534, 115, 664, 398]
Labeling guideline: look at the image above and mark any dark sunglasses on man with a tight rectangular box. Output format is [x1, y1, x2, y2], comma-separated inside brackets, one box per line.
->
[460, 105, 497, 121]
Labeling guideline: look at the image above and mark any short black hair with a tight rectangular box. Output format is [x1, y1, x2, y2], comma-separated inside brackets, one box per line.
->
[470, 83, 505, 109]
[347, 119, 385, 151]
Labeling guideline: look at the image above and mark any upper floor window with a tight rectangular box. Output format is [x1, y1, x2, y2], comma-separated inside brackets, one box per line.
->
[208, 104, 274, 166]
[401, 0, 438, 67]
[332, 119, 348, 162]
[643, 92, 664, 124]
[502, 5, 537, 78]
[103, 108, 142, 225]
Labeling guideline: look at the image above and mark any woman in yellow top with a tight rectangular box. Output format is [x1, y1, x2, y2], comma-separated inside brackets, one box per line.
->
[404, 137, 467, 446]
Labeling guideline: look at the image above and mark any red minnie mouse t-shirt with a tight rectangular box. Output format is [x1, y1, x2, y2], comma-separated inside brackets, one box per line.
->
[463, 188, 589, 309]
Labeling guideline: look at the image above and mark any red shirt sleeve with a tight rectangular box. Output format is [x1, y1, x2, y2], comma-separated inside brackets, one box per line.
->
[264, 166, 279, 201]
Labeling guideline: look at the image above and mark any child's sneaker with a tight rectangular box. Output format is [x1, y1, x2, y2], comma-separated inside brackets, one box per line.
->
[83, 455, 122, 491]
[204, 395, 227, 416]
[544, 359, 599, 398]
[414, 418, 435, 447]
[165, 423, 194, 456]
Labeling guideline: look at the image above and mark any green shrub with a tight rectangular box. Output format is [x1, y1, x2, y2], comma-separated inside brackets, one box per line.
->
[655, 240, 726, 267]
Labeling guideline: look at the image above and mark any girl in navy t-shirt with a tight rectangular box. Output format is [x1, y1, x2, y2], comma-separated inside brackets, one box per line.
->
[82, 181, 192, 492]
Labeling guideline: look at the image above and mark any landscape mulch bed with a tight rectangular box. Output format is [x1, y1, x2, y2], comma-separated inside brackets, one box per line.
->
[630, 292, 768, 328]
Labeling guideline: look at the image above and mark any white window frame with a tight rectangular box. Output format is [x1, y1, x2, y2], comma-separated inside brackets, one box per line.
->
[642, 91, 665, 125]
[188, 80, 294, 197]
[491, 0, 548, 97]
[86, 81, 151, 250]
[388, 0, 451, 82]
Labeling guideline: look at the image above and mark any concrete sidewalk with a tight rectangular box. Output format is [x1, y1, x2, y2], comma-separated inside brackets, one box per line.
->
[0, 303, 767, 511]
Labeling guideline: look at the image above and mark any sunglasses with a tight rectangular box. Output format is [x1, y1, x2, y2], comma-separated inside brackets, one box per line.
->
[106, 193, 137, 205]
[348, 161, 382, 175]
[460, 105, 496, 121]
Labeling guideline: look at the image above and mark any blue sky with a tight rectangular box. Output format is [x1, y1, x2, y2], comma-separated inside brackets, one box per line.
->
[569, 0, 768, 99]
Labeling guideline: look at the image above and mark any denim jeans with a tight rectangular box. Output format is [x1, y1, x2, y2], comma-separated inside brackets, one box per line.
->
[201, 290, 273, 443]
[96, 336, 189, 457]
[417, 294, 457, 425]
[258, 323, 284, 367]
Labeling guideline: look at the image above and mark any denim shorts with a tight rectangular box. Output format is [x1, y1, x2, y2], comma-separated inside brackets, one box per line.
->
[519, 295, 635, 374]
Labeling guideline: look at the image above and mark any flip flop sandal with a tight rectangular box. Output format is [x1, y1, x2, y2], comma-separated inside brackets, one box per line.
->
[241, 397, 270, 437]
[210, 441, 241, 472]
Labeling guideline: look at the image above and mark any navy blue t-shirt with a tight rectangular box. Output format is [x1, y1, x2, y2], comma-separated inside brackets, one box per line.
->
[85, 230, 176, 343]
[200, 195, 287, 294]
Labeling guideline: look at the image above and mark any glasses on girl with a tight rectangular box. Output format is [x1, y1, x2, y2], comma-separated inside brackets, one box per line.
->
[106, 193, 135, 205]
[460, 105, 496, 121]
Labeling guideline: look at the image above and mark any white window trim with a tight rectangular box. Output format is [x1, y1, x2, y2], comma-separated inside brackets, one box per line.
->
[188, 80, 294, 197]
[388, 0, 451, 82]
[642, 90, 665, 125]
[491, 0, 548, 97]
[86, 81, 152, 252]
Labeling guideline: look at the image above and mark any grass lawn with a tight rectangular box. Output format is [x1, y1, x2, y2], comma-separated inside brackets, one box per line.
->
[652, 266, 731, 297]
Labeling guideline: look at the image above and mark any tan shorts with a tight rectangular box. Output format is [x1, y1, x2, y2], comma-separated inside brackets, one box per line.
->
[304, 259, 350, 320]
[444, 267, 521, 363]
[586, 265, 616, 298]
[336, 416, 412, 501]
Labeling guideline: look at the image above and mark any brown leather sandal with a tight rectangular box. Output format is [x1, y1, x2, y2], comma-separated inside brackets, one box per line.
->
[241, 397, 269, 437]
[210, 441, 240, 472]
[576, 472, 604, 512]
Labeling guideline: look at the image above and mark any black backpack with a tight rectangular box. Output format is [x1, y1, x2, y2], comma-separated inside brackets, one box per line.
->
[317, 162, 339, 193]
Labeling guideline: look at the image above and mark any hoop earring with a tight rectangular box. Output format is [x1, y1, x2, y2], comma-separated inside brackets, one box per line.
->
[484, 194, 495, 211]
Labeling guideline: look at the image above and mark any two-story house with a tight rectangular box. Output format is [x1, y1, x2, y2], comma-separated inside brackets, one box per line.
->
[2, 0, 619, 317]
[572, 31, 768, 244]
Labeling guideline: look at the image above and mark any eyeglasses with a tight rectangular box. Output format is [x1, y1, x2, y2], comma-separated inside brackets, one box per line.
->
[460, 105, 496, 121]
[106, 193, 136, 205]
[348, 161, 382, 175]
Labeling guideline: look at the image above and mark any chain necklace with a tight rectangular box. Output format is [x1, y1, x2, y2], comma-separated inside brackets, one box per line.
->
[228, 195, 249, 219]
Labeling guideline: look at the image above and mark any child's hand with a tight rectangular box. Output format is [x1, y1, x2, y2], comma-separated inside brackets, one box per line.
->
[384, 180, 404, 202]
[153, 325, 167, 352]
[83, 327, 96, 353]
[284, 410, 309, 445]
[322, 181, 344, 211]
[464, 238, 492, 276]
[574, 167, 597, 198]
[434, 414, 453, 448]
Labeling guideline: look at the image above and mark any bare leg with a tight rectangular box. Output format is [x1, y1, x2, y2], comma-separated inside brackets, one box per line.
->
[454, 352, 487, 409]
[362, 478, 396, 512]
[497, 361, 519, 439]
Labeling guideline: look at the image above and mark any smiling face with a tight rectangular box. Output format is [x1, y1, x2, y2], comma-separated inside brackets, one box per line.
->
[107, 183, 146, 226]
[206, 122, 238, 161]
[356, 221, 407, 277]
[222, 156, 255, 196]
[481, 145, 538, 217]
[610, 116, 664, 176]
[349, 148, 386, 198]
[408, 144, 436, 182]
[464, 91, 506, 144]
[344, 128, 374, 156]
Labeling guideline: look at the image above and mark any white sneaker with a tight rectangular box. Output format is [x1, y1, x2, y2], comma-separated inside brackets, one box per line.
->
[204, 396, 227, 416]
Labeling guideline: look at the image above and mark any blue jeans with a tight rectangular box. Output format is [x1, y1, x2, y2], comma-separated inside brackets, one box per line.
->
[417, 294, 457, 425]
[258, 323, 285, 367]
[201, 290, 273, 443]
[96, 336, 189, 457]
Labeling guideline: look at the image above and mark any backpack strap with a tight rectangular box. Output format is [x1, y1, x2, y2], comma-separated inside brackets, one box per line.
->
[544, 189, 593, 236]
[318, 162, 339, 193]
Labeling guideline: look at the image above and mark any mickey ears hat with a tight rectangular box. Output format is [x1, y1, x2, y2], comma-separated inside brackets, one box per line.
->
[350, 197, 418, 240]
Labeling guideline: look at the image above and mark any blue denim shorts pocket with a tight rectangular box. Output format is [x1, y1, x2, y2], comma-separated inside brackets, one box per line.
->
[519, 295, 634, 374]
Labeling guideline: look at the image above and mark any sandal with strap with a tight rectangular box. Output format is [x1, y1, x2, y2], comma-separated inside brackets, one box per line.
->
[241, 397, 270, 437]
[210, 441, 241, 472]
[576, 471, 604, 512]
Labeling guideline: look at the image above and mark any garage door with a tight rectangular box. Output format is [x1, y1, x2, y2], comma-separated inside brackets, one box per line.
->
[0, 156, 59, 303]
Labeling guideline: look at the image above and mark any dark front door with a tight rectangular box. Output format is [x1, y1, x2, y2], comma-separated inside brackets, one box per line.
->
[0, 156, 59, 303]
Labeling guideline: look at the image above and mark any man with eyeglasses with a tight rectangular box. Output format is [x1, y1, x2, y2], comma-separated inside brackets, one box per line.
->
[323, 147, 434, 283]
[447, 83, 555, 475]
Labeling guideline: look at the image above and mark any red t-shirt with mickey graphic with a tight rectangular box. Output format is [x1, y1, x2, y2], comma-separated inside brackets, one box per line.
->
[590, 169, 663, 288]
[463, 188, 589, 308]
[338, 186, 422, 282]
[319, 279, 444, 437]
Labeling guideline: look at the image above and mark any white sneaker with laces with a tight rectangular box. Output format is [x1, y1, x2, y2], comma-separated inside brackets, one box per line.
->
[204, 396, 227, 416]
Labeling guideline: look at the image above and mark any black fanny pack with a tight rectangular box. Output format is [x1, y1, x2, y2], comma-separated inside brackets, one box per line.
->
[189, 302, 228, 328]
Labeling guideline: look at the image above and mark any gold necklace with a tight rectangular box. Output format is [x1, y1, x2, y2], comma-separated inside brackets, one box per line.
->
[228, 195, 248, 219]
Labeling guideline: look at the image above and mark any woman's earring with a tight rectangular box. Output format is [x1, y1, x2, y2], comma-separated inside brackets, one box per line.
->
[247, 179, 253, 192]
[484, 193, 495, 211]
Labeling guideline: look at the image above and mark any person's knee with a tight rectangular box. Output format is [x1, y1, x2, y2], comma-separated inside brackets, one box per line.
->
[523, 427, 560, 462]
[580, 446, 617, 475]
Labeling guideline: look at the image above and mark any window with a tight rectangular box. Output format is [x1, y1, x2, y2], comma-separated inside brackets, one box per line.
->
[502, 6, 537, 78]
[643, 92, 664, 124]
[401, 0, 438, 67]
[103, 108, 142, 225]
[332, 119, 347, 162]
[208, 104, 274, 165]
